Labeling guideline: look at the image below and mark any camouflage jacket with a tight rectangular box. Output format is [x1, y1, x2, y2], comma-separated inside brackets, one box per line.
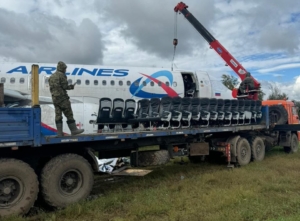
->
[49, 71, 73, 104]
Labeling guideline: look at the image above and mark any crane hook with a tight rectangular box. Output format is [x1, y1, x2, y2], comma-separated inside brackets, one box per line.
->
[173, 38, 178, 46]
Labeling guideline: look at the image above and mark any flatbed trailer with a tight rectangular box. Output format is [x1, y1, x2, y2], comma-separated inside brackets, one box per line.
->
[0, 65, 299, 217]
[0, 106, 269, 148]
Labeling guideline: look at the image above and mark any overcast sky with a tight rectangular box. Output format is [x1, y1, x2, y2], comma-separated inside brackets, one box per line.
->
[1, 0, 300, 99]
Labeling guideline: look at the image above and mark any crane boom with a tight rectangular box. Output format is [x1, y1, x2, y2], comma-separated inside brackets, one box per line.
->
[174, 2, 260, 100]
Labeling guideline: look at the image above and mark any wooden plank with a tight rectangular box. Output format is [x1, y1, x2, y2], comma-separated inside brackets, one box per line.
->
[112, 168, 152, 176]
[0, 83, 3, 107]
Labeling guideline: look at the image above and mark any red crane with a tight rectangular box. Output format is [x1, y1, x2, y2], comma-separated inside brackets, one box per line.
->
[174, 2, 260, 100]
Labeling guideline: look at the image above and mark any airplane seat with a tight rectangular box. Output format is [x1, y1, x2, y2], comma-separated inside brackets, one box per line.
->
[109, 98, 125, 130]
[136, 99, 150, 118]
[208, 98, 219, 125]
[243, 100, 252, 124]
[216, 99, 225, 124]
[158, 96, 172, 129]
[122, 99, 136, 129]
[250, 100, 257, 123]
[186, 82, 196, 97]
[190, 97, 201, 127]
[255, 100, 262, 119]
[97, 98, 112, 130]
[180, 97, 192, 128]
[129, 98, 150, 129]
[231, 99, 240, 126]
[223, 99, 232, 126]
[237, 100, 246, 125]
[145, 97, 161, 129]
[199, 97, 210, 127]
[170, 97, 183, 129]
[149, 98, 160, 118]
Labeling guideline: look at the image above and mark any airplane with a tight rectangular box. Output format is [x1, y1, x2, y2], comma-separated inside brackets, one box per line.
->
[0, 62, 235, 135]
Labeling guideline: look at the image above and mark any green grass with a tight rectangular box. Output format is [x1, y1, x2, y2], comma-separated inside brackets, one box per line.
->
[5, 147, 300, 221]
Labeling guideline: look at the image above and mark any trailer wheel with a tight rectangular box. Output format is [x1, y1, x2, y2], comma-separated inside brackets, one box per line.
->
[284, 133, 299, 154]
[269, 105, 288, 125]
[236, 138, 251, 166]
[130, 150, 170, 167]
[249, 136, 265, 161]
[41, 154, 94, 208]
[0, 159, 39, 217]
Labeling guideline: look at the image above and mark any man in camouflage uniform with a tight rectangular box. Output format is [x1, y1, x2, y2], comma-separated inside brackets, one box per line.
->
[49, 61, 84, 136]
[239, 72, 255, 94]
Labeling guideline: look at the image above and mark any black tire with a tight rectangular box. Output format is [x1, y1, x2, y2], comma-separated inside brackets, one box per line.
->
[284, 133, 299, 154]
[265, 140, 274, 152]
[131, 150, 170, 167]
[0, 159, 39, 217]
[41, 154, 94, 208]
[249, 136, 265, 161]
[269, 105, 288, 125]
[236, 137, 251, 166]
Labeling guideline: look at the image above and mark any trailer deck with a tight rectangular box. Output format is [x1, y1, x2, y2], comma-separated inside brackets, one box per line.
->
[0, 105, 270, 148]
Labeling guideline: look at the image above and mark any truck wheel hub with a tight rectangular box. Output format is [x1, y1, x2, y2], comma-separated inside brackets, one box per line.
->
[0, 177, 23, 206]
[60, 170, 83, 195]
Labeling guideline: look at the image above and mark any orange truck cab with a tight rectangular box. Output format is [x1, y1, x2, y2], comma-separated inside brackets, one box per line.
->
[262, 99, 300, 140]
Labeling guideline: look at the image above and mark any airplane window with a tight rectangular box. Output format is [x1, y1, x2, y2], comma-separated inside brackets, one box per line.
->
[150, 81, 154, 86]
[166, 81, 169, 86]
[143, 81, 147, 86]
[85, 80, 90, 85]
[119, 81, 123, 86]
[1, 77, 5, 83]
[68, 79, 72, 84]
[134, 81, 139, 86]
[102, 80, 106, 86]
[10, 78, 15, 84]
[127, 81, 131, 86]
[20, 78, 25, 84]
[158, 81, 162, 87]
[111, 80, 115, 86]
[76, 79, 81, 85]
[173, 82, 177, 87]
[94, 80, 98, 86]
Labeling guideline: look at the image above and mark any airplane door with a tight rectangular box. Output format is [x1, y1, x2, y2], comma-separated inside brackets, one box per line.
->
[196, 71, 212, 98]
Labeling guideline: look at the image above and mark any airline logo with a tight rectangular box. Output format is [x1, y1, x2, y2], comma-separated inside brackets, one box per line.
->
[6, 66, 129, 77]
[129, 70, 178, 98]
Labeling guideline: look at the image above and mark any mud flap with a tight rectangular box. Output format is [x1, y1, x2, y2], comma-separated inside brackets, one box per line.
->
[86, 148, 100, 172]
[278, 131, 291, 147]
[226, 135, 240, 163]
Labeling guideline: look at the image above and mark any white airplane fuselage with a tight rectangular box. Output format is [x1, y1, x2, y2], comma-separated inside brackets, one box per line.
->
[0, 62, 234, 135]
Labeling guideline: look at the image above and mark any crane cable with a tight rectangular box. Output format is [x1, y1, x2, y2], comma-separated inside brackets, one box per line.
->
[171, 12, 178, 71]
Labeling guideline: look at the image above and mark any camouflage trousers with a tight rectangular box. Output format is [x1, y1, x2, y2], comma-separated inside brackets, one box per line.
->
[53, 99, 75, 123]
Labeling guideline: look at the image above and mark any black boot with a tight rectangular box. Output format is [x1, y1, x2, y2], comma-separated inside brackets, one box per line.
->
[55, 121, 63, 137]
[67, 120, 84, 135]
